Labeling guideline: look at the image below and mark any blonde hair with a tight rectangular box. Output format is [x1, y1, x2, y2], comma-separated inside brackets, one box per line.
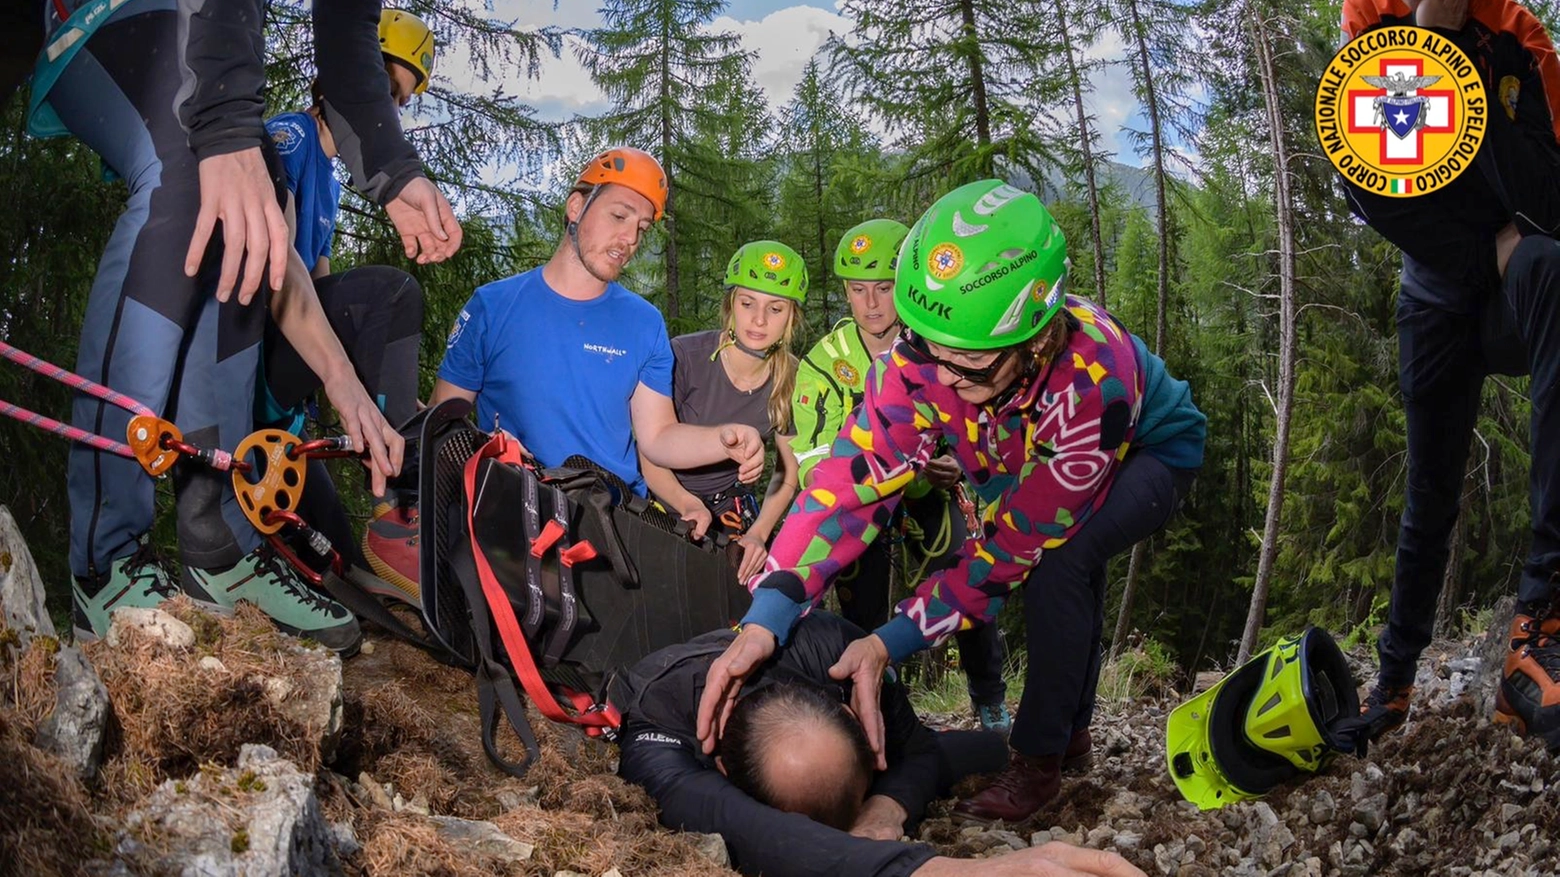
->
[718, 290, 807, 434]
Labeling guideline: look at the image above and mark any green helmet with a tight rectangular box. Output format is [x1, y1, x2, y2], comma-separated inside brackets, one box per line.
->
[1165, 627, 1359, 811]
[835, 219, 910, 281]
[896, 180, 1069, 351]
[724, 240, 809, 303]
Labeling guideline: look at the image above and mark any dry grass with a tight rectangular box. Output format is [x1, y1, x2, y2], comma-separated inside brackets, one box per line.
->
[88, 599, 325, 805]
[0, 632, 103, 877]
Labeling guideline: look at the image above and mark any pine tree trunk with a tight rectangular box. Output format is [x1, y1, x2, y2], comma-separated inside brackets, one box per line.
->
[1111, 0, 1171, 656]
[1239, 2, 1298, 663]
[814, 143, 828, 320]
[958, 0, 994, 176]
[1124, 0, 1169, 350]
[659, 14, 680, 322]
[1055, 0, 1107, 306]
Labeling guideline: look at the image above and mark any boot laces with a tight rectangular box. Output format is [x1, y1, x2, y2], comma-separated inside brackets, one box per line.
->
[990, 757, 1038, 795]
[254, 546, 339, 614]
[122, 543, 179, 599]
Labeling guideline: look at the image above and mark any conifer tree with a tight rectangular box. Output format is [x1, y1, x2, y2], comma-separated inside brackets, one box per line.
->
[577, 0, 765, 324]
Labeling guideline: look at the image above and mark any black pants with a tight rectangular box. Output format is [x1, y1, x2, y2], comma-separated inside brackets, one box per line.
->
[836, 488, 1008, 706]
[260, 266, 424, 565]
[1378, 238, 1560, 686]
[1010, 452, 1196, 757]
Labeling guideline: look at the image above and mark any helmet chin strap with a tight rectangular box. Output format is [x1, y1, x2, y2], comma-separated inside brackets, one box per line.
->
[726, 330, 771, 359]
[567, 185, 605, 255]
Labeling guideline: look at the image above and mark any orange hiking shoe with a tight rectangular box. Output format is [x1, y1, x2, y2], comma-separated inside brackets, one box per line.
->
[362, 494, 421, 605]
[1494, 603, 1560, 750]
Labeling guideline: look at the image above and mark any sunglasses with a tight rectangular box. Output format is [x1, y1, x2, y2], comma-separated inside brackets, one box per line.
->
[903, 331, 1013, 384]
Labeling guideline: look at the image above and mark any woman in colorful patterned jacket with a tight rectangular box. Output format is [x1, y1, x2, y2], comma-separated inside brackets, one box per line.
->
[694, 179, 1207, 825]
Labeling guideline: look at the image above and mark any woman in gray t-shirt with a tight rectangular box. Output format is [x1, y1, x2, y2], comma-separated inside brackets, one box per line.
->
[641, 240, 809, 579]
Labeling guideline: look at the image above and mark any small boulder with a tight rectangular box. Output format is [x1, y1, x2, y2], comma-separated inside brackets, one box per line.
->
[34, 645, 111, 782]
[107, 608, 194, 650]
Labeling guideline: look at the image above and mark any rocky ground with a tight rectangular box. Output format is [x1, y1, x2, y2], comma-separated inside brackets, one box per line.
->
[2, 502, 1559, 876]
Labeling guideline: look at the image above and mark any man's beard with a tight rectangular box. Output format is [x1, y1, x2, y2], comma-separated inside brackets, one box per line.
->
[581, 247, 625, 283]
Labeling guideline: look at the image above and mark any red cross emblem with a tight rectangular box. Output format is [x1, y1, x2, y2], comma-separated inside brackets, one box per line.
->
[1348, 57, 1455, 165]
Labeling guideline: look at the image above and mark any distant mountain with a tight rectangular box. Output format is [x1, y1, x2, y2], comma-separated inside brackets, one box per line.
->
[1005, 160, 1161, 214]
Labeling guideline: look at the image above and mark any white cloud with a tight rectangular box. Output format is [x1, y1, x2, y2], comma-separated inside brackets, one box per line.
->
[712, 6, 851, 109]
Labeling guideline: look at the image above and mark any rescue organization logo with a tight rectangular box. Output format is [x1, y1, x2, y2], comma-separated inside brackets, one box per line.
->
[850, 234, 872, 254]
[833, 358, 860, 387]
[927, 242, 964, 281]
[1314, 25, 1485, 198]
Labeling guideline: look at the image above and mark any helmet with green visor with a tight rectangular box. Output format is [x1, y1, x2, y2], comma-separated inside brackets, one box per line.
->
[724, 241, 810, 303]
[1166, 627, 1360, 810]
[895, 180, 1070, 351]
[835, 219, 909, 281]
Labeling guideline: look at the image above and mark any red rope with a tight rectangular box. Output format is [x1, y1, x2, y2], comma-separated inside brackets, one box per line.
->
[0, 400, 135, 459]
[0, 341, 154, 417]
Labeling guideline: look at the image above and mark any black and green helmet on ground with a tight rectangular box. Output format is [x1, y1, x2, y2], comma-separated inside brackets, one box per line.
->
[835, 218, 910, 281]
[725, 240, 809, 303]
[895, 179, 1070, 351]
[1165, 627, 1360, 810]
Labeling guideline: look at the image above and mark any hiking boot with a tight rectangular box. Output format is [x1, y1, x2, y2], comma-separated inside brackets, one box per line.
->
[952, 750, 1062, 825]
[975, 700, 1013, 736]
[362, 495, 420, 605]
[185, 545, 362, 655]
[1494, 603, 1560, 749]
[72, 547, 186, 642]
[1062, 727, 1093, 775]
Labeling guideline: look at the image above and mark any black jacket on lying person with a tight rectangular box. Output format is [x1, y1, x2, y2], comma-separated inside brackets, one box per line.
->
[613, 612, 1001, 877]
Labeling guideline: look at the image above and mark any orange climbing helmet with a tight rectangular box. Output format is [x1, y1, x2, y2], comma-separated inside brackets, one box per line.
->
[575, 147, 668, 221]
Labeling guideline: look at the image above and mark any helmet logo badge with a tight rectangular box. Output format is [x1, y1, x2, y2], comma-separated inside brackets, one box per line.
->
[850, 235, 872, 254]
[927, 243, 963, 281]
[763, 252, 787, 270]
[951, 210, 989, 238]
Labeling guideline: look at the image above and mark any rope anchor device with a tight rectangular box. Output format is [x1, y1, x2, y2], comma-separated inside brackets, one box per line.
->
[2, 338, 360, 535]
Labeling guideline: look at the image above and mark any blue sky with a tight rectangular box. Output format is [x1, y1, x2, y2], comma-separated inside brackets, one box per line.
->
[443, 2, 1155, 171]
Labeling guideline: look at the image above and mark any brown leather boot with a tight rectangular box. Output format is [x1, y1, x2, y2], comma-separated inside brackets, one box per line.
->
[952, 751, 1062, 824]
[1062, 727, 1092, 775]
[1494, 603, 1560, 749]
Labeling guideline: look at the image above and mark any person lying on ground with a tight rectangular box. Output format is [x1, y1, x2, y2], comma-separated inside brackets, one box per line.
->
[613, 611, 1146, 877]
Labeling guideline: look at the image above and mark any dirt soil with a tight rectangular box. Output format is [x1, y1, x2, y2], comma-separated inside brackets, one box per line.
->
[337, 628, 1560, 876]
[5, 607, 1560, 876]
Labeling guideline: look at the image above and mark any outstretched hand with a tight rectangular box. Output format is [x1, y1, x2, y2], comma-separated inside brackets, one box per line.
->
[186, 148, 290, 305]
[720, 424, 765, 484]
[914, 843, 1147, 876]
[384, 176, 463, 264]
[321, 372, 404, 498]
[1413, 0, 1468, 30]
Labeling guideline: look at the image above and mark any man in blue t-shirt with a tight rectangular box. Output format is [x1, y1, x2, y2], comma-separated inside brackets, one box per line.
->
[431, 147, 764, 499]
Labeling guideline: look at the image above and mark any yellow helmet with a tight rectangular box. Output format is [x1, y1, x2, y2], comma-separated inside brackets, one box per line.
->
[379, 9, 435, 95]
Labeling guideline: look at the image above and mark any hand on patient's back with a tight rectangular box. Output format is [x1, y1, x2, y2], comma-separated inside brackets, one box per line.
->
[696, 624, 777, 753]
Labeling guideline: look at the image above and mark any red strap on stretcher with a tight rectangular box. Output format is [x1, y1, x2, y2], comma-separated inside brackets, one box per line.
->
[463, 433, 618, 731]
